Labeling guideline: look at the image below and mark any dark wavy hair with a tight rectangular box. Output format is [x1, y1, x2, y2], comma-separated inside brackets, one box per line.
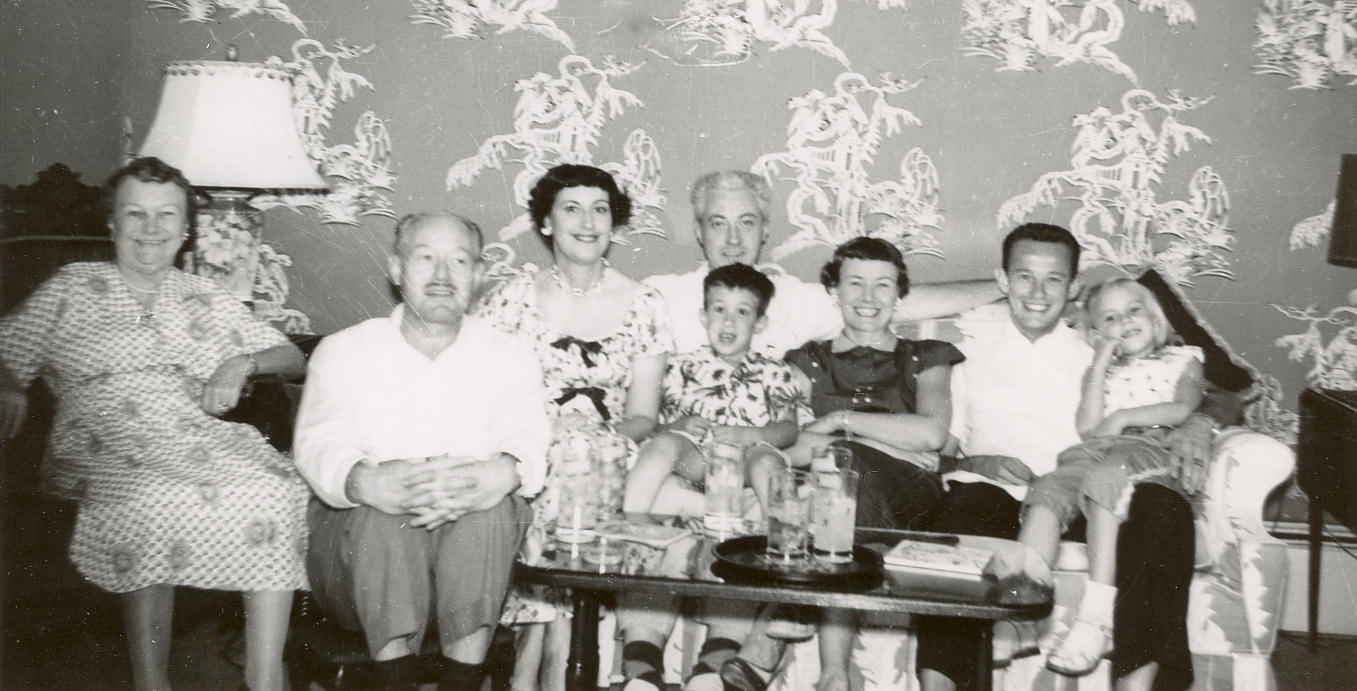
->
[1001, 223, 1080, 276]
[526, 164, 632, 247]
[819, 236, 910, 298]
[102, 156, 195, 224]
[704, 262, 775, 316]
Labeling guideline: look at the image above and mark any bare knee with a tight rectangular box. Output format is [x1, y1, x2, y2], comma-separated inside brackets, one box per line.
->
[634, 433, 685, 474]
[745, 446, 783, 477]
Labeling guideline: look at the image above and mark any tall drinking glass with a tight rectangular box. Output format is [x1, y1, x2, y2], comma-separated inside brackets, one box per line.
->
[703, 440, 745, 535]
[593, 432, 629, 521]
[811, 468, 859, 563]
[555, 441, 598, 544]
[764, 465, 810, 561]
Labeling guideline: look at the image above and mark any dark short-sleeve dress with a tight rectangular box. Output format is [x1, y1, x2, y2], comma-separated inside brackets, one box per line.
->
[786, 339, 964, 417]
[785, 338, 964, 529]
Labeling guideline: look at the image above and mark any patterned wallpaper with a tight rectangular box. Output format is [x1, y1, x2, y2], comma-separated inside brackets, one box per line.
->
[113, 0, 1356, 436]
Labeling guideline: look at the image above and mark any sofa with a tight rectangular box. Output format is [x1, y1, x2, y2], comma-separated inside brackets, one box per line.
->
[754, 297, 1296, 691]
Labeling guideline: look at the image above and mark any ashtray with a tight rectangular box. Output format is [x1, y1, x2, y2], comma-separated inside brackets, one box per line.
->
[555, 527, 596, 545]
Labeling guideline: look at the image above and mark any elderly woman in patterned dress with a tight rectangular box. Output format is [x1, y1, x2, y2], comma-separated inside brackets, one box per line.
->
[0, 157, 309, 691]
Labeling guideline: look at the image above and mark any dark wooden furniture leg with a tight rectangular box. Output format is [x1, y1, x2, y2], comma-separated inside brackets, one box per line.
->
[1309, 497, 1322, 652]
[1297, 388, 1357, 653]
[972, 618, 993, 691]
[566, 590, 601, 691]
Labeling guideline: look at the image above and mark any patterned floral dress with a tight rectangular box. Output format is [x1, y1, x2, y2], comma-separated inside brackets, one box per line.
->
[0, 263, 309, 593]
[475, 268, 672, 624]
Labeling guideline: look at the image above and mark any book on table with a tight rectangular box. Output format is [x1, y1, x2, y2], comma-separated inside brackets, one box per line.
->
[883, 538, 992, 576]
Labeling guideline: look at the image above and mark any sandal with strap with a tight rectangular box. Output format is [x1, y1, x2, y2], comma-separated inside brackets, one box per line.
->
[719, 657, 773, 691]
[1045, 616, 1113, 677]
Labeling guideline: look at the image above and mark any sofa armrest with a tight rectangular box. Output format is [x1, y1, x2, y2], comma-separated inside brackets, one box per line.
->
[1197, 429, 1295, 566]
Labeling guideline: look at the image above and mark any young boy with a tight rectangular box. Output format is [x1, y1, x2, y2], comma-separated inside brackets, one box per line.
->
[623, 263, 805, 515]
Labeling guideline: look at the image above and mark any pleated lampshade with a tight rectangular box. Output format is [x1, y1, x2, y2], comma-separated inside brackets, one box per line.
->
[138, 60, 328, 191]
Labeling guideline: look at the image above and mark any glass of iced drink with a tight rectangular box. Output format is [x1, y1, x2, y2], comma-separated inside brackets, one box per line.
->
[555, 441, 598, 544]
[812, 468, 859, 563]
[703, 440, 745, 535]
[764, 465, 810, 561]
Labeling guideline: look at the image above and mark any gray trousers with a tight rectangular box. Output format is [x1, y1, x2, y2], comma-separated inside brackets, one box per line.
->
[306, 496, 531, 657]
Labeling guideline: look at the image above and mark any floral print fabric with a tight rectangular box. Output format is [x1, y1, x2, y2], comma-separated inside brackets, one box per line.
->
[0, 263, 308, 593]
[475, 269, 673, 624]
[475, 270, 672, 422]
[661, 349, 808, 427]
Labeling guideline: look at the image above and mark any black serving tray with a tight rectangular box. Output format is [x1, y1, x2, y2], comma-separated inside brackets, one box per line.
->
[712, 535, 883, 590]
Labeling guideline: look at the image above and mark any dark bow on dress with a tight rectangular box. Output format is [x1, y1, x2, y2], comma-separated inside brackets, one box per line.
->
[555, 386, 610, 421]
[550, 335, 604, 368]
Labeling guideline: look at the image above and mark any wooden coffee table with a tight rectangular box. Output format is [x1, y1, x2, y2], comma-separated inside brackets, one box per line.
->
[515, 518, 1051, 691]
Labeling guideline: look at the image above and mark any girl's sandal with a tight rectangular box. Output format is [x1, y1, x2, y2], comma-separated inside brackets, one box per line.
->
[1045, 616, 1113, 677]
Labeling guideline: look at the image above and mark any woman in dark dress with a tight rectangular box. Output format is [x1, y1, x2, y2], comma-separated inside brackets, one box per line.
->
[718, 237, 962, 691]
[785, 236, 960, 531]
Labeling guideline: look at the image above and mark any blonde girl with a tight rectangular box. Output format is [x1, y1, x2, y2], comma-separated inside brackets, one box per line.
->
[1010, 278, 1204, 678]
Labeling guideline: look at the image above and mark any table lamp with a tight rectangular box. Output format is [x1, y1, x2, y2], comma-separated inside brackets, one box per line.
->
[138, 51, 328, 301]
[1329, 153, 1357, 268]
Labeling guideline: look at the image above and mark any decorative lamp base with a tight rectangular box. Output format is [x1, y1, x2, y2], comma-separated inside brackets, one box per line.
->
[188, 191, 262, 302]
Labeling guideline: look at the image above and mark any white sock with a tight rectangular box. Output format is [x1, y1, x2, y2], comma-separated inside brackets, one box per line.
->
[1078, 581, 1117, 627]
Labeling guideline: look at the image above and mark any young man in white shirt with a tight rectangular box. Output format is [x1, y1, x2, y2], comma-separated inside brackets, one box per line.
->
[920, 223, 1205, 691]
[294, 212, 551, 691]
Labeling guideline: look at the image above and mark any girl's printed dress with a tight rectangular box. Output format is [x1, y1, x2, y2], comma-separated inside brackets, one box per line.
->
[1025, 344, 1205, 528]
[474, 269, 672, 624]
[0, 263, 309, 593]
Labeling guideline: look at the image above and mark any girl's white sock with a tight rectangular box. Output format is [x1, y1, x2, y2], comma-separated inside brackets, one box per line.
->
[1078, 581, 1117, 627]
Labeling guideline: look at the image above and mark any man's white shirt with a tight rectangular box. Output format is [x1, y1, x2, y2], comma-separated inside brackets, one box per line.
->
[947, 315, 1092, 500]
[294, 305, 551, 508]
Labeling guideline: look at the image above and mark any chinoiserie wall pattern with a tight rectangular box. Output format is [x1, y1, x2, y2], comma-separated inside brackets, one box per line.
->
[1, 0, 1353, 434]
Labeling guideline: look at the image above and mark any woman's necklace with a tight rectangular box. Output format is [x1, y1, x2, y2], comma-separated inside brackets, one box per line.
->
[119, 275, 161, 324]
[842, 329, 891, 350]
[550, 259, 608, 298]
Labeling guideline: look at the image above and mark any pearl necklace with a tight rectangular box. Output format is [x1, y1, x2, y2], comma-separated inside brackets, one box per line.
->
[550, 260, 608, 298]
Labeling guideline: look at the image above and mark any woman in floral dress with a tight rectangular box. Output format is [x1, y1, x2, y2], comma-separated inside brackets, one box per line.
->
[476, 164, 671, 691]
[0, 158, 309, 691]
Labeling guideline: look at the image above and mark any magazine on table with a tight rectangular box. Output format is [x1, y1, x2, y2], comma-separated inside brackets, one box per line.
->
[593, 520, 693, 549]
[883, 537, 992, 576]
